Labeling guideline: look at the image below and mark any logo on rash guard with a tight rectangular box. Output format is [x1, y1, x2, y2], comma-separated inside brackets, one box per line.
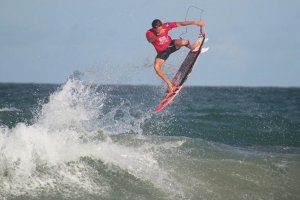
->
[158, 36, 169, 45]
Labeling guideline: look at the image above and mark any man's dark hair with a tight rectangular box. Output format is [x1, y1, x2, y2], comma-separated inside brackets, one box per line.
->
[152, 19, 162, 28]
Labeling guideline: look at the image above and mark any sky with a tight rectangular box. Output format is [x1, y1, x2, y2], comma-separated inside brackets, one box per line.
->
[0, 0, 299, 87]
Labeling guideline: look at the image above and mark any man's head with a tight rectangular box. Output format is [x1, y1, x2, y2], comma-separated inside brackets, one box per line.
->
[152, 19, 162, 34]
[152, 19, 162, 29]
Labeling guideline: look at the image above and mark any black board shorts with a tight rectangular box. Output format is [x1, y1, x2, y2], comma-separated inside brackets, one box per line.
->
[156, 40, 179, 60]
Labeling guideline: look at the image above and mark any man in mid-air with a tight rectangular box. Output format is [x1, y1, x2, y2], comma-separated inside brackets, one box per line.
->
[146, 19, 206, 92]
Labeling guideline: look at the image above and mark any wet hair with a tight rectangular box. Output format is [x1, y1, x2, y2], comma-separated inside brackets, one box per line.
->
[152, 19, 162, 28]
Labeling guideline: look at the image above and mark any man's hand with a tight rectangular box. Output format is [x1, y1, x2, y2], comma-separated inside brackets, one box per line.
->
[195, 20, 206, 27]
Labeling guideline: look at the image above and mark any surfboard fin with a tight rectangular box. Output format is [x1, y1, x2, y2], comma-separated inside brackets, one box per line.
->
[201, 47, 209, 53]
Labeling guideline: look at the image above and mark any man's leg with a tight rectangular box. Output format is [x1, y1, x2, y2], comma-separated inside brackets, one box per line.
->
[174, 39, 201, 50]
[154, 58, 174, 92]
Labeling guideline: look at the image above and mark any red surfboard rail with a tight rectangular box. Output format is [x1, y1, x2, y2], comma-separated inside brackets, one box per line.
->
[154, 86, 182, 113]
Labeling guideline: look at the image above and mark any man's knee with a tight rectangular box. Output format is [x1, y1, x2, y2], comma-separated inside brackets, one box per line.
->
[154, 64, 160, 72]
[154, 59, 164, 71]
[175, 39, 189, 47]
[184, 40, 190, 47]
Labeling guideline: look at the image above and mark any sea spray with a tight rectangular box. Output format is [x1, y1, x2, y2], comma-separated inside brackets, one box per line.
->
[0, 79, 187, 199]
[36, 78, 104, 132]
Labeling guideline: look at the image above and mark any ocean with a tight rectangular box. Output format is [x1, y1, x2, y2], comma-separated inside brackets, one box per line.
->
[0, 80, 299, 200]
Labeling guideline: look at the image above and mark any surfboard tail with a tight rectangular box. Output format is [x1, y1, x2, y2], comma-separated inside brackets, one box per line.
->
[154, 86, 182, 113]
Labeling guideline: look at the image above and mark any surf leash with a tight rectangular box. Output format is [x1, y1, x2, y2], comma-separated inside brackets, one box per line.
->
[179, 6, 205, 39]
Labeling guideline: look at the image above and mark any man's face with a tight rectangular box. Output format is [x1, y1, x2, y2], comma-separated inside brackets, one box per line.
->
[153, 25, 162, 34]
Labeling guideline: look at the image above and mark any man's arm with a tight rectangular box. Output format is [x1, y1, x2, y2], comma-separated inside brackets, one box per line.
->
[146, 31, 156, 43]
[176, 20, 206, 27]
[147, 35, 156, 43]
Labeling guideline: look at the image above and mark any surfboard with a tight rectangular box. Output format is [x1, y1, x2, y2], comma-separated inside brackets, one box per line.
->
[154, 32, 207, 113]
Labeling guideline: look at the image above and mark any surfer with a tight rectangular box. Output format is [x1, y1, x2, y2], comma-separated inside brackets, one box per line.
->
[146, 19, 206, 92]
